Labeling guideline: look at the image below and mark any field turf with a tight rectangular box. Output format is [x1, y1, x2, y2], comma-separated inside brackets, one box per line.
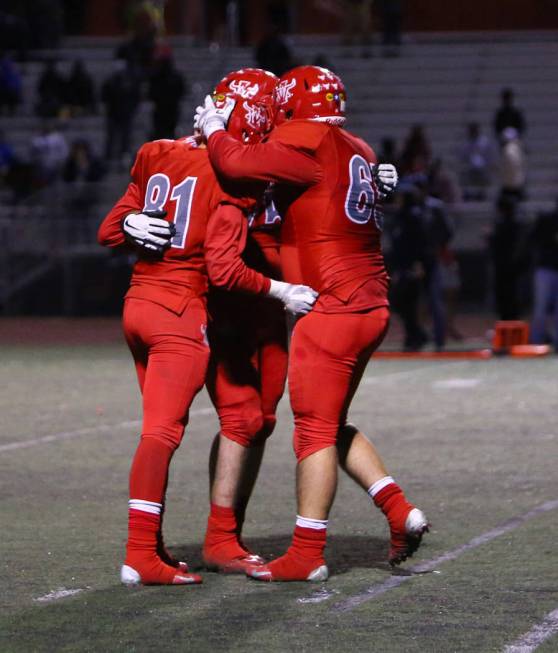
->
[1, 323, 557, 652]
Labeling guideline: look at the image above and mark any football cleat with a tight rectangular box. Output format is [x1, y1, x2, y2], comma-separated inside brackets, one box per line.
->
[388, 507, 430, 567]
[203, 552, 265, 574]
[246, 563, 329, 583]
[120, 564, 203, 586]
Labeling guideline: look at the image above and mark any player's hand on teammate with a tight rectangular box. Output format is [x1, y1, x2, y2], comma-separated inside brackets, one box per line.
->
[268, 279, 318, 315]
[194, 95, 236, 140]
[122, 210, 176, 254]
[372, 163, 399, 197]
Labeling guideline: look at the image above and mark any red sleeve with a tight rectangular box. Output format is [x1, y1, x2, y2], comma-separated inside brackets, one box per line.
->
[97, 181, 142, 248]
[205, 203, 272, 295]
[207, 130, 323, 185]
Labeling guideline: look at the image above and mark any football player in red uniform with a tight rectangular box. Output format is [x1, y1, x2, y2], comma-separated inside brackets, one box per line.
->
[195, 65, 429, 581]
[199, 69, 292, 573]
[97, 74, 321, 585]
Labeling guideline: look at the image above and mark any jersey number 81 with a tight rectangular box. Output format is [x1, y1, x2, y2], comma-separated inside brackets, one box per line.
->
[144, 173, 198, 249]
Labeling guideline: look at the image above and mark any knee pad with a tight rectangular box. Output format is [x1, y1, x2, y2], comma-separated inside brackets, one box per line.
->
[220, 406, 264, 448]
[293, 417, 338, 462]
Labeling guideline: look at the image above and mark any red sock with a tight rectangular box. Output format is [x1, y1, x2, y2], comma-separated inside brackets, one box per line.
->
[129, 437, 174, 502]
[262, 526, 327, 581]
[124, 510, 181, 584]
[373, 482, 414, 556]
[203, 503, 248, 563]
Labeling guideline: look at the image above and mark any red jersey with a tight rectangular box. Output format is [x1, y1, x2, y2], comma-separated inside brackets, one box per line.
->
[207, 121, 389, 313]
[245, 188, 283, 278]
[98, 137, 270, 314]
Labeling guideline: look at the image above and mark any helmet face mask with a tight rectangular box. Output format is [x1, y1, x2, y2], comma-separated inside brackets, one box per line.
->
[274, 66, 346, 126]
[213, 68, 278, 144]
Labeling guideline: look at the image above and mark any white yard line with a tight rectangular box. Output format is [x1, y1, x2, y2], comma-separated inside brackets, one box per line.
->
[361, 361, 466, 385]
[330, 499, 558, 613]
[0, 407, 216, 454]
[2, 363, 462, 454]
[503, 608, 558, 653]
[34, 587, 87, 603]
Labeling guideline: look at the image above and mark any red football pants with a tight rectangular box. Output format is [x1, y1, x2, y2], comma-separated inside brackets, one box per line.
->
[123, 297, 209, 501]
[206, 301, 288, 448]
[288, 307, 389, 461]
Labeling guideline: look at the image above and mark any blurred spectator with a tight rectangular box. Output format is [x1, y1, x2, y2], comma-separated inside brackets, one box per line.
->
[62, 0, 87, 35]
[115, 1, 163, 78]
[65, 60, 97, 116]
[376, 0, 403, 57]
[529, 202, 558, 349]
[255, 25, 294, 76]
[0, 128, 15, 184]
[341, 0, 373, 56]
[148, 55, 186, 140]
[0, 11, 30, 60]
[35, 60, 66, 118]
[488, 196, 526, 320]
[0, 53, 22, 115]
[101, 60, 141, 163]
[377, 136, 398, 165]
[390, 181, 453, 350]
[498, 127, 526, 202]
[428, 158, 462, 207]
[63, 139, 105, 183]
[27, 0, 64, 49]
[459, 122, 495, 201]
[493, 88, 526, 138]
[30, 121, 69, 186]
[399, 124, 432, 176]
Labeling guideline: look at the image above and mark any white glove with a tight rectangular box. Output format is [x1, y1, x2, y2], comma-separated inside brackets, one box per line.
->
[122, 210, 175, 253]
[194, 95, 236, 139]
[372, 163, 399, 196]
[268, 279, 318, 315]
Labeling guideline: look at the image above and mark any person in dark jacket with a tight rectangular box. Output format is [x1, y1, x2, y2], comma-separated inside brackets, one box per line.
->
[488, 196, 527, 320]
[530, 202, 558, 348]
[148, 55, 186, 140]
[101, 59, 141, 162]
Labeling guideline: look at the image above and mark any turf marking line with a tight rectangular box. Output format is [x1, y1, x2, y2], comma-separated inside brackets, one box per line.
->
[432, 378, 481, 389]
[361, 361, 467, 386]
[332, 499, 558, 613]
[1, 365, 461, 454]
[503, 607, 558, 653]
[0, 407, 216, 453]
[34, 588, 87, 603]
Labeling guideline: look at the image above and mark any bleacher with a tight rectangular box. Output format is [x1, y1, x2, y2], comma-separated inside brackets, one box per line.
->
[2, 31, 557, 310]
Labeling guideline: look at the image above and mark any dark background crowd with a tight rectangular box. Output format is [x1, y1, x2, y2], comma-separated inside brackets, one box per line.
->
[0, 0, 557, 352]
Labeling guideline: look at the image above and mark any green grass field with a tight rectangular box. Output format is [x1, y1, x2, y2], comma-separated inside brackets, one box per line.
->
[1, 334, 557, 652]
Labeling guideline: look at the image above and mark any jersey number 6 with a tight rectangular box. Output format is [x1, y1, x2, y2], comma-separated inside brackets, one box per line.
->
[344, 155, 381, 229]
[143, 173, 198, 249]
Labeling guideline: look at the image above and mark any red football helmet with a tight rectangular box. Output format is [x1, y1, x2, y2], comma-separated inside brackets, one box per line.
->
[274, 66, 346, 126]
[213, 68, 278, 143]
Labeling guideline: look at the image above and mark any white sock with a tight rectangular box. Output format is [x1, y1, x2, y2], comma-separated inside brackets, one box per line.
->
[296, 515, 328, 530]
[367, 476, 395, 499]
[129, 499, 162, 515]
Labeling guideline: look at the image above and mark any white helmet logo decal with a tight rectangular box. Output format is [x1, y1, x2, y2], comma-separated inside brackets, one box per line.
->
[229, 79, 260, 99]
[275, 78, 296, 105]
[242, 101, 267, 129]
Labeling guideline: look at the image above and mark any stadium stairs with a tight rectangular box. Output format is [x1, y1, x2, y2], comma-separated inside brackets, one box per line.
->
[2, 31, 557, 312]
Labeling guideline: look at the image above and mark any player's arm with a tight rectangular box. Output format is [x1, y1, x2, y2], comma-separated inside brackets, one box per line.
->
[207, 130, 322, 185]
[195, 96, 322, 185]
[97, 144, 175, 252]
[97, 181, 142, 248]
[205, 203, 318, 314]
